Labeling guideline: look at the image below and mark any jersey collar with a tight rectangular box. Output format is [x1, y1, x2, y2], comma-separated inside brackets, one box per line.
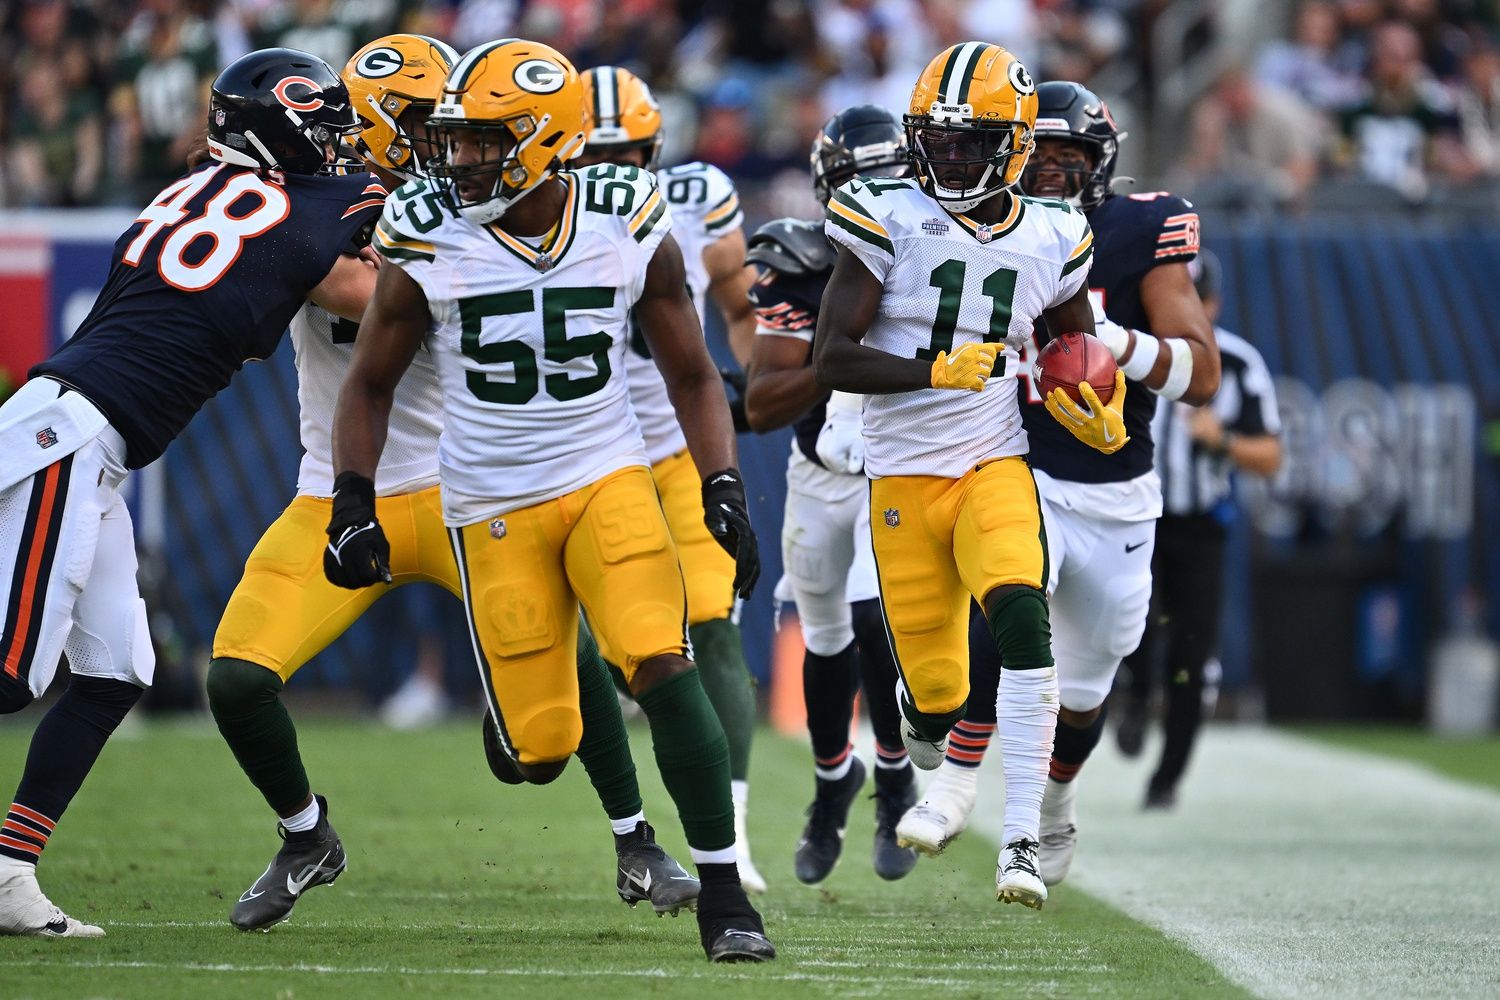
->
[484, 174, 579, 273]
[947, 193, 1025, 245]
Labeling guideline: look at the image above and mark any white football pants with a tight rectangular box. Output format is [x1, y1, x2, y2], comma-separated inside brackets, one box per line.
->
[777, 453, 878, 656]
[0, 378, 154, 700]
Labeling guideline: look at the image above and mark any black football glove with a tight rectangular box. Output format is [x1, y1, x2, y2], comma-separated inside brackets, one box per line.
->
[702, 468, 760, 599]
[323, 471, 392, 589]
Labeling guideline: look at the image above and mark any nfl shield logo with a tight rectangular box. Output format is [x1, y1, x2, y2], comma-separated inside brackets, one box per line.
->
[975, 224, 994, 244]
[489, 518, 507, 540]
[35, 427, 58, 449]
[214, 108, 226, 127]
[884, 507, 900, 528]
[532, 253, 554, 273]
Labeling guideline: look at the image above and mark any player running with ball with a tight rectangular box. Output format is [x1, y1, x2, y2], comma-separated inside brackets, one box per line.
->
[812, 42, 1098, 909]
[897, 81, 1220, 889]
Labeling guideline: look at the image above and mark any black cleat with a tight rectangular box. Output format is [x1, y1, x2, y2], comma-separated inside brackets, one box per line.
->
[1144, 778, 1177, 811]
[871, 765, 919, 881]
[794, 755, 866, 885]
[697, 874, 776, 963]
[615, 821, 700, 916]
[230, 795, 347, 931]
[1115, 694, 1147, 758]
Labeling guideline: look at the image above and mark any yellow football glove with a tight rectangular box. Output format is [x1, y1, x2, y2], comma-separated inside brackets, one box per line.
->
[930, 342, 1003, 392]
[1044, 369, 1130, 454]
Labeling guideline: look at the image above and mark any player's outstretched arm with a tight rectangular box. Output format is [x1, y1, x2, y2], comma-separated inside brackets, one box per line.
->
[309, 252, 379, 322]
[1118, 262, 1220, 405]
[331, 263, 428, 481]
[811, 247, 930, 394]
[639, 233, 760, 597]
[704, 229, 757, 367]
[744, 332, 818, 431]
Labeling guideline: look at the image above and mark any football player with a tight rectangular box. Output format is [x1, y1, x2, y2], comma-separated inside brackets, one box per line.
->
[0, 47, 380, 937]
[741, 105, 918, 885]
[812, 43, 1098, 909]
[207, 36, 698, 933]
[896, 81, 1221, 886]
[572, 65, 766, 892]
[328, 40, 773, 962]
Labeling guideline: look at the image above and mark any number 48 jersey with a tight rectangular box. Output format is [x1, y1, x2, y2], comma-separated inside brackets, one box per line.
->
[373, 164, 672, 525]
[824, 176, 1093, 478]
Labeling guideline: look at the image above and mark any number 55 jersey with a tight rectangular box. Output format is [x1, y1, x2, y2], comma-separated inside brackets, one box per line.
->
[824, 176, 1093, 477]
[374, 163, 672, 525]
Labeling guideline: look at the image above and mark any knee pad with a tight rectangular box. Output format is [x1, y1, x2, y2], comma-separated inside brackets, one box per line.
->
[482, 709, 574, 785]
[0, 675, 35, 715]
[206, 657, 282, 716]
[899, 680, 967, 742]
[985, 584, 1053, 671]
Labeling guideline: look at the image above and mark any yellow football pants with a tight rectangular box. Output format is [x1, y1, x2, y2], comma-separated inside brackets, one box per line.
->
[213, 485, 457, 682]
[449, 465, 689, 765]
[868, 456, 1048, 716]
[651, 448, 735, 625]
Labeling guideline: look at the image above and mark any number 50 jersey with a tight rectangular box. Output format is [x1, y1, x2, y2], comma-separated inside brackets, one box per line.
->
[824, 176, 1093, 479]
[373, 163, 673, 525]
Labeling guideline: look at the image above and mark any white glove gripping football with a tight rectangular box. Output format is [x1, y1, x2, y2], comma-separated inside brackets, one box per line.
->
[815, 390, 865, 474]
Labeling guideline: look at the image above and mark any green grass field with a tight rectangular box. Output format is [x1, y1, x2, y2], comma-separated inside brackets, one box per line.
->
[0, 717, 1249, 999]
[1299, 724, 1500, 793]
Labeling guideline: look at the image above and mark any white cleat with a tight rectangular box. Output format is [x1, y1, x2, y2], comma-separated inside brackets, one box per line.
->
[1038, 776, 1080, 886]
[0, 860, 104, 938]
[894, 764, 977, 856]
[733, 797, 767, 894]
[996, 838, 1047, 910]
[900, 724, 948, 771]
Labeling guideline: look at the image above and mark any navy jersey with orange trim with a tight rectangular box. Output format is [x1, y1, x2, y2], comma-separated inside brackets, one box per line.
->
[32, 163, 385, 469]
[1023, 191, 1199, 484]
[747, 260, 831, 467]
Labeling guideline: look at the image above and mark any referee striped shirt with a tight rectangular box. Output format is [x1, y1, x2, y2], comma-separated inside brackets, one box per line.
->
[1152, 327, 1281, 516]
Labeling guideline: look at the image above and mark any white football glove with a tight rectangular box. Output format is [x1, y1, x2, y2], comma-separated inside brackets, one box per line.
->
[815, 390, 865, 474]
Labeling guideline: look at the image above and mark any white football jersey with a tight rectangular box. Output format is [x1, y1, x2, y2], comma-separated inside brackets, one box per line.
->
[373, 165, 672, 524]
[824, 177, 1094, 478]
[624, 162, 743, 464]
[290, 303, 443, 497]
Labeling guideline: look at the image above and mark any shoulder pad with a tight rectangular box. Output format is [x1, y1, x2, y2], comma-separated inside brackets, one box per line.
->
[746, 218, 835, 276]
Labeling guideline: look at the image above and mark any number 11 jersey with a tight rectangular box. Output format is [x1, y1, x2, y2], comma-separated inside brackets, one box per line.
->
[373, 164, 672, 525]
[824, 176, 1093, 479]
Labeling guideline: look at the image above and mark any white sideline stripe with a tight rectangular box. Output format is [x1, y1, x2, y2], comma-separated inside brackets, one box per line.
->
[959, 724, 1500, 999]
[0, 958, 995, 987]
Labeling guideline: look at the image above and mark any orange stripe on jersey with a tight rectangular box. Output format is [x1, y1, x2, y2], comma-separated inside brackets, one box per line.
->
[2, 820, 47, 845]
[10, 804, 55, 831]
[0, 835, 41, 856]
[342, 198, 386, 219]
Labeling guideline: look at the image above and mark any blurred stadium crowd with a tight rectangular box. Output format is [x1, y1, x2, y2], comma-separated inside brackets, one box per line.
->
[8, 0, 1500, 216]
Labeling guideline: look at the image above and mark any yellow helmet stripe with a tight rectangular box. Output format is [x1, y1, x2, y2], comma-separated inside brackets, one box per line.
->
[939, 41, 986, 107]
[449, 38, 518, 92]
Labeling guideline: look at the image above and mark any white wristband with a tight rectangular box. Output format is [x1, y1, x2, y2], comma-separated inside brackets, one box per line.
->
[1093, 318, 1131, 359]
[825, 389, 863, 418]
[1151, 338, 1194, 400]
[1119, 330, 1159, 382]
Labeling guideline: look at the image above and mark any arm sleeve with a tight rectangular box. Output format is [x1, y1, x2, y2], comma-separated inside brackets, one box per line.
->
[823, 180, 894, 283]
[747, 267, 820, 344]
[1049, 212, 1095, 308]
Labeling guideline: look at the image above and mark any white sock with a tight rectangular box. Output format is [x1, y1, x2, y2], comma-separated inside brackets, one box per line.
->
[1040, 775, 1079, 829]
[997, 667, 1059, 845]
[689, 846, 738, 865]
[280, 796, 321, 834]
[0, 854, 36, 874]
[815, 755, 853, 782]
[928, 757, 980, 798]
[731, 779, 749, 810]
[610, 810, 646, 837]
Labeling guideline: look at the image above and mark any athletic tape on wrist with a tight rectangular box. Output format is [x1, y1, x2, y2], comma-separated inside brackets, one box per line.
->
[1093, 320, 1131, 359]
[1151, 338, 1194, 400]
[1120, 330, 1159, 382]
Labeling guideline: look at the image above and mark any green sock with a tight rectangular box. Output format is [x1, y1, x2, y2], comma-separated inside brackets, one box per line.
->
[688, 617, 756, 782]
[986, 585, 1054, 669]
[206, 658, 310, 815]
[635, 668, 734, 853]
[573, 621, 644, 821]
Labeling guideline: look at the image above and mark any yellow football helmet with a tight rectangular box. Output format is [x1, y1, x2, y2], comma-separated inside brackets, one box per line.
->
[904, 42, 1038, 212]
[427, 39, 587, 224]
[343, 34, 459, 180]
[578, 66, 663, 169]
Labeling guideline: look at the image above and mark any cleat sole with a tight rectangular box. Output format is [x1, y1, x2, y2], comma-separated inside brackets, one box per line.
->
[996, 887, 1046, 910]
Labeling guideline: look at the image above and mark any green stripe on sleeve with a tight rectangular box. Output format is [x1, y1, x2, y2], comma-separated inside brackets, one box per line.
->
[827, 210, 894, 255]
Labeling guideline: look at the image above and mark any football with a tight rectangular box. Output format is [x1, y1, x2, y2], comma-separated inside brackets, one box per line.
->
[1036, 332, 1119, 406]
